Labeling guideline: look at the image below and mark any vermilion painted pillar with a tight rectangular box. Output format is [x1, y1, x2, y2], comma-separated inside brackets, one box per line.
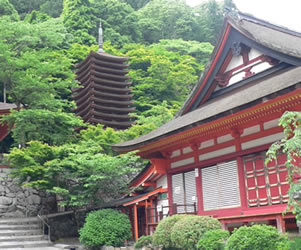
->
[237, 156, 248, 210]
[195, 167, 204, 215]
[133, 204, 138, 241]
[276, 215, 286, 233]
[145, 200, 148, 235]
[167, 173, 173, 215]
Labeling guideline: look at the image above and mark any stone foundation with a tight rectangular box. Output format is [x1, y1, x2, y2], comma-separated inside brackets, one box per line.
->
[0, 166, 42, 217]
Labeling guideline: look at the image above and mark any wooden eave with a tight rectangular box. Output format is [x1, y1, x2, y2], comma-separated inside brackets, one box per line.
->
[92, 104, 135, 113]
[77, 74, 132, 88]
[74, 90, 133, 105]
[92, 110, 131, 120]
[73, 82, 132, 95]
[89, 117, 132, 128]
[76, 53, 129, 70]
[93, 97, 134, 107]
[76, 61, 129, 77]
[113, 66, 301, 155]
[76, 69, 130, 82]
[122, 187, 168, 207]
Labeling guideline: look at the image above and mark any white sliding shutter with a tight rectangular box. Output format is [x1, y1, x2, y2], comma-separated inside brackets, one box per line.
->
[218, 161, 241, 208]
[172, 173, 185, 213]
[202, 161, 240, 211]
[202, 166, 219, 211]
[184, 171, 197, 212]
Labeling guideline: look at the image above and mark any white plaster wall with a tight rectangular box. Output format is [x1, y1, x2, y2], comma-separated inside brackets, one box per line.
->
[199, 146, 236, 162]
[217, 134, 233, 144]
[156, 175, 167, 188]
[248, 48, 262, 60]
[171, 157, 195, 169]
[199, 139, 214, 149]
[171, 149, 181, 158]
[183, 146, 193, 154]
[226, 55, 243, 71]
[241, 125, 260, 137]
[263, 118, 279, 130]
[241, 132, 284, 150]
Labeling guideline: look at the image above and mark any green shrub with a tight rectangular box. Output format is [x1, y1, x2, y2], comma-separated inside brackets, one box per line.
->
[152, 214, 186, 249]
[134, 235, 153, 249]
[79, 209, 131, 249]
[226, 224, 290, 250]
[197, 229, 230, 250]
[289, 237, 301, 250]
[170, 215, 221, 250]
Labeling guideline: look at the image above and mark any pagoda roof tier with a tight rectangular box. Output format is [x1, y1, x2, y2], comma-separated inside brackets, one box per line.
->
[78, 74, 132, 88]
[73, 82, 132, 94]
[82, 111, 131, 122]
[74, 89, 133, 105]
[92, 110, 131, 120]
[76, 69, 131, 82]
[93, 96, 134, 107]
[89, 117, 132, 129]
[76, 63, 129, 77]
[76, 57, 129, 74]
[76, 52, 129, 70]
[92, 104, 135, 113]
[80, 111, 131, 123]
[75, 96, 133, 110]
[75, 101, 135, 115]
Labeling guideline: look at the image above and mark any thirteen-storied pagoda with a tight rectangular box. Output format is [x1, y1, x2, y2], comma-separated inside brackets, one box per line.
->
[73, 23, 134, 129]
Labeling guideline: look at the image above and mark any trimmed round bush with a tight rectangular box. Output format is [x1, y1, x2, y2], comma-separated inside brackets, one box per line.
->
[79, 209, 131, 249]
[170, 215, 221, 250]
[226, 224, 290, 250]
[152, 214, 186, 249]
[134, 235, 153, 249]
[197, 229, 230, 250]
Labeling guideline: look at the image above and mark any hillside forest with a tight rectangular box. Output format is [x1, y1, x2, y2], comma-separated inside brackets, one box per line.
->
[0, 0, 236, 208]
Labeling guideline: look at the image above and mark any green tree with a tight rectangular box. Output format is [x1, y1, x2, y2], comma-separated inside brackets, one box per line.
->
[266, 111, 301, 220]
[193, 0, 224, 45]
[24, 10, 50, 24]
[8, 0, 47, 18]
[153, 39, 213, 65]
[137, 0, 195, 43]
[0, 0, 19, 21]
[114, 43, 202, 113]
[122, 0, 150, 10]
[91, 0, 141, 46]
[40, 0, 63, 18]
[62, 0, 96, 45]
[0, 17, 82, 146]
[7, 102, 174, 207]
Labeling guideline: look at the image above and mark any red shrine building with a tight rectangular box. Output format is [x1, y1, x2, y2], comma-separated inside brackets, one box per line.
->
[113, 12, 301, 240]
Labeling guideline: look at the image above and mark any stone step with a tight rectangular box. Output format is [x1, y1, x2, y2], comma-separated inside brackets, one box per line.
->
[0, 224, 40, 230]
[0, 217, 40, 225]
[0, 234, 47, 242]
[0, 229, 42, 237]
[0, 240, 51, 249]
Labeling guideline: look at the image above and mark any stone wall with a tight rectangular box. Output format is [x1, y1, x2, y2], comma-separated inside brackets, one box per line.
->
[0, 166, 42, 217]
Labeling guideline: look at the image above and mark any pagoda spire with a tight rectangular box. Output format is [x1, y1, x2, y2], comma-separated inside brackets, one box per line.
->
[98, 21, 104, 53]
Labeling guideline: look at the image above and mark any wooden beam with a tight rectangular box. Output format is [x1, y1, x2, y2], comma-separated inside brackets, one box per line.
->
[142, 182, 156, 187]
[134, 204, 138, 241]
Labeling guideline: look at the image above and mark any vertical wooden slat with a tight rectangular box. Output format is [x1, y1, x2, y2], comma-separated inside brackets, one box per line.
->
[133, 204, 138, 241]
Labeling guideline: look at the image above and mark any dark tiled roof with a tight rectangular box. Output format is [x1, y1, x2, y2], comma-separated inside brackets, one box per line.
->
[113, 12, 301, 152]
[177, 11, 301, 117]
[113, 67, 301, 151]
[0, 102, 16, 111]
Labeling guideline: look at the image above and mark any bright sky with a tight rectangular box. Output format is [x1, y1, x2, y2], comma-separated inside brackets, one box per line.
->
[186, 0, 301, 32]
